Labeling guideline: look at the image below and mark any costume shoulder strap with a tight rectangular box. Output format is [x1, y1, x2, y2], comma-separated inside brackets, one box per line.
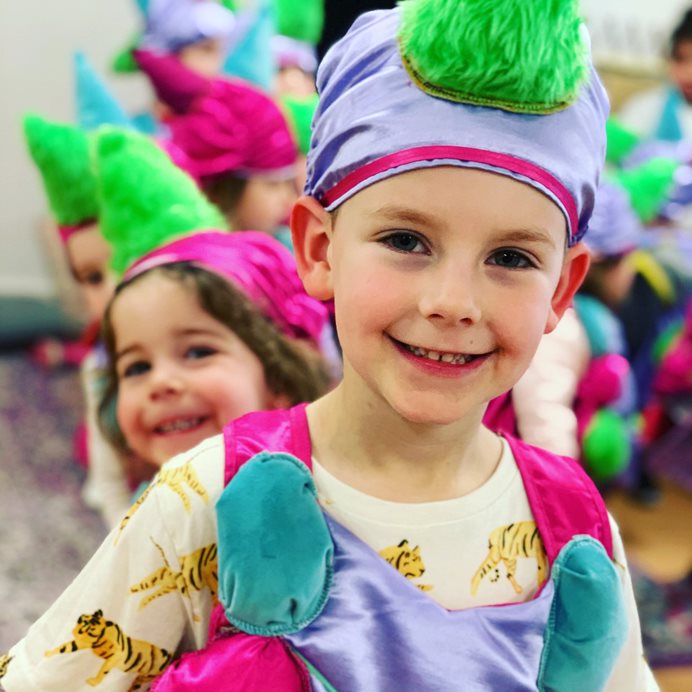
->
[223, 404, 312, 485]
[506, 435, 613, 563]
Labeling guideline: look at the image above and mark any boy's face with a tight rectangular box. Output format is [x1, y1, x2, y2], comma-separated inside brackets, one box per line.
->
[670, 39, 692, 102]
[293, 166, 589, 426]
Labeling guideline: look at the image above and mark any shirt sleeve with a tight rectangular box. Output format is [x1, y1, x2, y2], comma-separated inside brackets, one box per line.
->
[2, 436, 224, 692]
[604, 514, 660, 692]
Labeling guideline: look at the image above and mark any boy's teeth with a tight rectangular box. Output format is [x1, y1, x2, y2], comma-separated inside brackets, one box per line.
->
[408, 345, 471, 364]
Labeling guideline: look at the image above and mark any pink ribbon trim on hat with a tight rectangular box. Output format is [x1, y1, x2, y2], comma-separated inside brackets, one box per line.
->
[320, 146, 579, 241]
[58, 219, 97, 244]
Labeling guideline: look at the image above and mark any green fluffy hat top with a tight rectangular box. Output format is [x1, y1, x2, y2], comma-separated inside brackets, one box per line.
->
[398, 0, 588, 114]
[605, 118, 640, 166]
[94, 127, 227, 276]
[23, 114, 98, 227]
[281, 93, 318, 155]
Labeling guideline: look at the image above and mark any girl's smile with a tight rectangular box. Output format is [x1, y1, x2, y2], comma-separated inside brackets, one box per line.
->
[111, 273, 277, 466]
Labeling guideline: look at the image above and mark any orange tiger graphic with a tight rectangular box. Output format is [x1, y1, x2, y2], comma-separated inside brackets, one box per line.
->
[379, 539, 433, 591]
[115, 462, 209, 542]
[0, 653, 12, 679]
[44, 610, 172, 689]
[471, 521, 548, 596]
[130, 543, 218, 609]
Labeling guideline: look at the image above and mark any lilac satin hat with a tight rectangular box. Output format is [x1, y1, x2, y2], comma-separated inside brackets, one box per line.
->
[125, 231, 329, 345]
[585, 181, 642, 260]
[135, 49, 297, 178]
[143, 0, 236, 53]
[305, 5, 610, 245]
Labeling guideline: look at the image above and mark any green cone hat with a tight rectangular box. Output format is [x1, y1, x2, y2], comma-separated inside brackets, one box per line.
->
[399, 0, 588, 113]
[94, 127, 227, 275]
[23, 114, 98, 227]
[281, 93, 318, 155]
[611, 157, 679, 223]
[605, 117, 640, 166]
[274, 0, 324, 46]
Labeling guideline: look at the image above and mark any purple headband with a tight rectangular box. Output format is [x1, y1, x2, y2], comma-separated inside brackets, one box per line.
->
[305, 9, 610, 244]
[124, 231, 328, 345]
[143, 0, 236, 54]
[272, 35, 318, 74]
[585, 181, 642, 259]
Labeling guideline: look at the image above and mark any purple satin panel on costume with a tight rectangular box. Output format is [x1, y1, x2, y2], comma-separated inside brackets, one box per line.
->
[305, 9, 610, 242]
[285, 515, 552, 691]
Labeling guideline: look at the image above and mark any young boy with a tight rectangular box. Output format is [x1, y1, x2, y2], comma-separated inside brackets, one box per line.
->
[3, 1, 657, 689]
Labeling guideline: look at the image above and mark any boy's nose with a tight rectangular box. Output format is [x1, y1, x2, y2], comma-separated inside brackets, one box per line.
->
[418, 265, 482, 325]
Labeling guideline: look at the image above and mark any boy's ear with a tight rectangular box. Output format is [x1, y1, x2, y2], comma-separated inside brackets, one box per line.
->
[545, 242, 591, 333]
[290, 195, 334, 301]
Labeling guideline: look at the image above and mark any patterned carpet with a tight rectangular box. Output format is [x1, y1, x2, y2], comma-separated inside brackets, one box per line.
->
[0, 351, 690, 668]
[0, 352, 105, 651]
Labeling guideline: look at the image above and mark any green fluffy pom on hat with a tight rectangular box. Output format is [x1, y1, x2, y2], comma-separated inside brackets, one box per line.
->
[23, 114, 98, 227]
[94, 127, 227, 275]
[281, 93, 318, 155]
[274, 0, 324, 46]
[398, 0, 588, 114]
[611, 157, 678, 223]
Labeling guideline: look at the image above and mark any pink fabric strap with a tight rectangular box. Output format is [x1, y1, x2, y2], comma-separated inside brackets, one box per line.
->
[320, 146, 580, 242]
[223, 404, 312, 485]
[57, 219, 96, 244]
[506, 435, 613, 563]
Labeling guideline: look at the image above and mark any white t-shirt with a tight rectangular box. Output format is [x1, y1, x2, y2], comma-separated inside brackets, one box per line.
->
[2, 434, 658, 691]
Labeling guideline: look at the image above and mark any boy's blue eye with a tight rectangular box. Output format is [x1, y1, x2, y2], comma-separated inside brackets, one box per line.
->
[185, 346, 216, 360]
[488, 249, 534, 269]
[381, 232, 426, 254]
[122, 361, 150, 378]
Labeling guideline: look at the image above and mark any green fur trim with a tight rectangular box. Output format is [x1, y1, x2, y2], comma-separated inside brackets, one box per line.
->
[398, 0, 588, 114]
[94, 127, 227, 275]
[281, 93, 318, 155]
[274, 0, 324, 45]
[611, 157, 678, 223]
[605, 117, 640, 165]
[23, 114, 98, 226]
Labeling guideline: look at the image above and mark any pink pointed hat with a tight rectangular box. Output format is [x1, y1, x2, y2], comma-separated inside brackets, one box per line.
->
[135, 48, 297, 179]
[126, 231, 328, 344]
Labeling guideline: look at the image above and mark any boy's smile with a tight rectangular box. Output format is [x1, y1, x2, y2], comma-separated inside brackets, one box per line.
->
[294, 166, 589, 429]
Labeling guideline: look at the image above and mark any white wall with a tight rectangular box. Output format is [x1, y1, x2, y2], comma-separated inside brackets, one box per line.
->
[0, 0, 149, 298]
[583, 0, 692, 67]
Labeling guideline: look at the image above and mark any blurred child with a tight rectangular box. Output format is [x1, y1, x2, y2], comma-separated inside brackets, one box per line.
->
[93, 128, 331, 471]
[618, 8, 692, 142]
[2, 2, 656, 690]
[135, 49, 298, 234]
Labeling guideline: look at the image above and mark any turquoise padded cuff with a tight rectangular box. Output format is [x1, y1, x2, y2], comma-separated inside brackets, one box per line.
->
[216, 452, 334, 636]
[538, 536, 628, 691]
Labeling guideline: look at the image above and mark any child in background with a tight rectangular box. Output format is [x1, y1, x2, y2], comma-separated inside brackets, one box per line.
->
[2, 2, 657, 690]
[92, 127, 331, 472]
[134, 49, 298, 235]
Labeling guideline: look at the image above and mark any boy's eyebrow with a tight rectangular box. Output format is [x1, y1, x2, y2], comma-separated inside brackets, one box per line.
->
[494, 228, 558, 249]
[370, 204, 441, 227]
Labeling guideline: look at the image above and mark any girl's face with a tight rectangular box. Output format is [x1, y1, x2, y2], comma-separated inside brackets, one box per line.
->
[296, 166, 588, 427]
[235, 176, 297, 234]
[111, 272, 276, 466]
[178, 37, 225, 78]
[65, 223, 116, 323]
